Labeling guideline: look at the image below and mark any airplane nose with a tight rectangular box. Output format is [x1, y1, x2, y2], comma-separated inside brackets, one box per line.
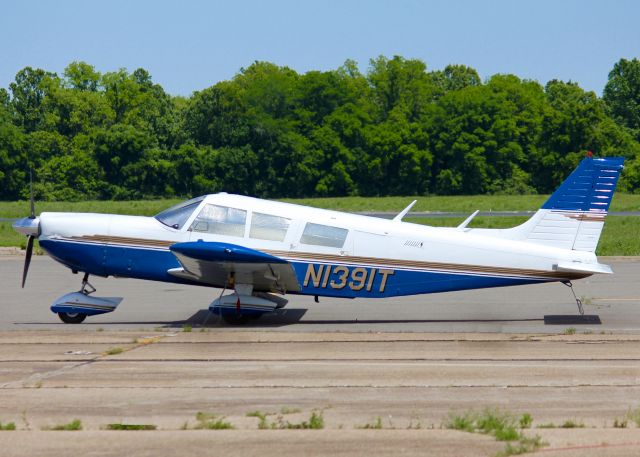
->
[12, 217, 41, 237]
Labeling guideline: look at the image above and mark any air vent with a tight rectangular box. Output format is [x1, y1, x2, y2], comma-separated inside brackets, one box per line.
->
[404, 240, 423, 248]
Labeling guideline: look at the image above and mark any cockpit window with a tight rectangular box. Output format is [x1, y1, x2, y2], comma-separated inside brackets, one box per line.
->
[155, 196, 205, 229]
[300, 223, 348, 248]
[190, 204, 247, 237]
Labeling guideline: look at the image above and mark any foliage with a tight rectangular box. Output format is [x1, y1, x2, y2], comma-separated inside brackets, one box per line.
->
[1, 57, 640, 201]
[627, 406, 640, 427]
[194, 412, 234, 430]
[47, 419, 83, 431]
[105, 423, 157, 430]
[0, 422, 16, 431]
[357, 417, 384, 429]
[444, 409, 545, 456]
[246, 410, 324, 430]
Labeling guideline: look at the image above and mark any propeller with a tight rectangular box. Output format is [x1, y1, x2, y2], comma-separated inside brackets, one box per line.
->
[19, 169, 38, 288]
[22, 235, 34, 288]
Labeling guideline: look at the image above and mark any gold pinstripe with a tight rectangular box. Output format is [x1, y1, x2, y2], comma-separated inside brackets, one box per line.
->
[66, 234, 587, 280]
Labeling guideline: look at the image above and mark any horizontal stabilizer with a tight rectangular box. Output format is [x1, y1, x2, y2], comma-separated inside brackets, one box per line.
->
[554, 261, 613, 275]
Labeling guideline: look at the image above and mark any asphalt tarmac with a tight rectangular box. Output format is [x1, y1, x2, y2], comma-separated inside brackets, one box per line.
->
[1, 330, 640, 456]
[1, 256, 639, 332]
[2, 256, 640, 456]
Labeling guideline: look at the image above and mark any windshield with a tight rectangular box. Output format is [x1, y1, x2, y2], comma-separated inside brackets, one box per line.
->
[155, 196, 205, 229]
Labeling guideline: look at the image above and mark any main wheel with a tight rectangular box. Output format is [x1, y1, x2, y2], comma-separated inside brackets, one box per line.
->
[58, 312, 87, 324]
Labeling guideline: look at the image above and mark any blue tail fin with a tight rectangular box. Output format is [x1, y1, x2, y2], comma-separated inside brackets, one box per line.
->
[501, 157, 625, 252]
[542, 157, 625, 213]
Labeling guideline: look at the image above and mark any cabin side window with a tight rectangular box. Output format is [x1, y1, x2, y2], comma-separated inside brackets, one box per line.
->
[300, 223, 348, 248]
[249, 212, 290, 242]
[190, 204, 247, 237]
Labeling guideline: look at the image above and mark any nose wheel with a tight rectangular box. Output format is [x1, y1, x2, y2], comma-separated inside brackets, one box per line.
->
[56, 273, 93, 324]
[58, 312, 87, 324]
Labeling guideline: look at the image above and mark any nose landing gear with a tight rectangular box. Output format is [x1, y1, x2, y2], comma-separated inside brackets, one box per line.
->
[51, 273, 123, 324]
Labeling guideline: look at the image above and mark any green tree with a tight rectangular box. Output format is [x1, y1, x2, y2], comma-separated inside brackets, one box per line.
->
[9, 67, 57, 132]
[367, 55, 434, 121]
[63, 61, 101, 92]
[430, 64, 481, 98]
[603, 58, 640, 133]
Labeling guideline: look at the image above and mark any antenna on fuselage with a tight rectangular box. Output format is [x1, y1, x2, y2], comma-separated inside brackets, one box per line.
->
[392, 200, 417, 222]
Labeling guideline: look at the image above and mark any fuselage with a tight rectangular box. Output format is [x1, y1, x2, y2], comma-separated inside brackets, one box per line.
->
[35, 193, 595, 299]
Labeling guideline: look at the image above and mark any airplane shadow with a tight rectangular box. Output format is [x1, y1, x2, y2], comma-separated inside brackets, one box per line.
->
[170, 309, 552, 328]
[16, 310, 600, 328]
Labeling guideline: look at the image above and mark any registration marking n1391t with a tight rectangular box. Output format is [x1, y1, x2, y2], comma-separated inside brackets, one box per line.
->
[303, 264, 394, 292]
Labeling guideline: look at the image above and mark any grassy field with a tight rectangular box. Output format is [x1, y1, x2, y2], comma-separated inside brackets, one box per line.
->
[1, 195, 639, 255]
[283, 193, 640, 213]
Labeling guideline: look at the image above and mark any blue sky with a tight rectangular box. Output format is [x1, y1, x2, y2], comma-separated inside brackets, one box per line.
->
[2, 0, 639, 96]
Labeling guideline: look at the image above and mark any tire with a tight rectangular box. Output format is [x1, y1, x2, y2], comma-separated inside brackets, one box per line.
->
[58, 312, 87, 324]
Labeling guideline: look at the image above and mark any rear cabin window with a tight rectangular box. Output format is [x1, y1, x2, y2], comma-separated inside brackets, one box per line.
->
[249, 212, 290, 242]
[300, 223, 348, 248]
[190, 204, 247, 237]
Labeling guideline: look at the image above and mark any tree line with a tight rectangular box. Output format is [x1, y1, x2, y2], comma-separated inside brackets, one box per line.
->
[1, 56, 640, 201]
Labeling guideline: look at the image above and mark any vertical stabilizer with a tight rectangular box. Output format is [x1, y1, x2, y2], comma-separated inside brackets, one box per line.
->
[518, 157, 624, 252]
[475, 157, 626, 251]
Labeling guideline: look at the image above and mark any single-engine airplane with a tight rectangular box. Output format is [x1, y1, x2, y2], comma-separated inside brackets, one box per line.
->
[13, 156, 624, 324]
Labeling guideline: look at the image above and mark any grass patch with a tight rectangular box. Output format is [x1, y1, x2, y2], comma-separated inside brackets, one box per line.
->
[246, 411, 270, 429]
[47, 419, 82, 431]
[194, 412, 234, 430]
[613, 417, 628, 428]
[283, 411, 324, 429]
[497, 435, 545, 456]
[106, 423, 157, 431]
[563, 327, 577, 335]
[518, 413, 533, 429]
[182, 324, 192, 333]
[560, 419, 585, 428]
[356, 417, 383, 429]
[627, 406, 640, 426]
[537, 423, 556, 429]
[0, 422, 16, 431]
[444, 409, 526, 441]
[444, 409, 545, 455]
[249, 410, 325, 430]
[104, 347, 124, 356]
[2, 194, 639, 220]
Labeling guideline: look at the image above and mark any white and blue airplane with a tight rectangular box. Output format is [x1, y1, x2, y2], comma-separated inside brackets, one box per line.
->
[13, 156, 624, 324]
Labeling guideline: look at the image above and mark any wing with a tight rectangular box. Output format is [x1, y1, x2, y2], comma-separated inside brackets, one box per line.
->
[168, 241, 300, 293]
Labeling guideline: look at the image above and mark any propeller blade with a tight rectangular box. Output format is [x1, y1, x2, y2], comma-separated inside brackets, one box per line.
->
[22, 235, 34, 288]
[29, 169, 35, 219]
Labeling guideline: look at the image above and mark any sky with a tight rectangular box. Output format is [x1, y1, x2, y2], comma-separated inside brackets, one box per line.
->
[2, 0, 639, 96]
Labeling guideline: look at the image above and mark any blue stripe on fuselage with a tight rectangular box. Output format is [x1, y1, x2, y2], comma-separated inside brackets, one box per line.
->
[39, 239, 553, 297]
[291, 262, 549, 298]
[40, 239, 193, 285]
